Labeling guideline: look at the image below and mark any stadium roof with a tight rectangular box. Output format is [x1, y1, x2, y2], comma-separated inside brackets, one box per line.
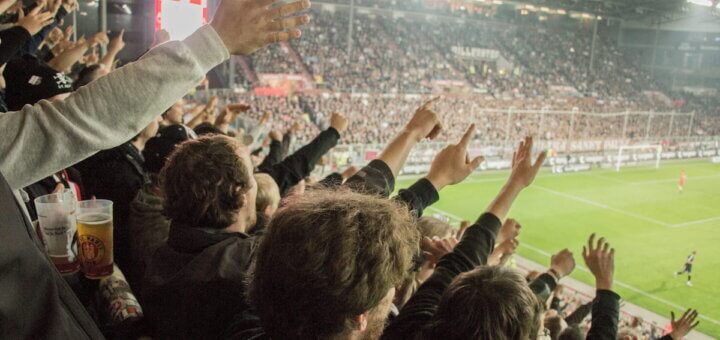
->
[517, 0, 718, 23]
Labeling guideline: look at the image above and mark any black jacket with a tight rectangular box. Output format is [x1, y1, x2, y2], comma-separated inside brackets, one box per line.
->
[257, 140, 283, 170]
[0, 26, 31, 65]
[142, 224, 259, 340]
[75, 142, 148, 270]
[587, 290, 621, 340]
[257, 128, 339, 196]
[381, 212, 502, 340]
[0, 172, 103, 339]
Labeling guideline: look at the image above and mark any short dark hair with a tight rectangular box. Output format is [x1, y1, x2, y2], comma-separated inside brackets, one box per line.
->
[545, 315, 563, 340]
[74, 64, 103, 90]
[249, 189, 419, 339]
[160, 135, 251, 229]
[558, 325, 584, 340]
[421, 266, 544, 340]
[194, 122, 223, 136]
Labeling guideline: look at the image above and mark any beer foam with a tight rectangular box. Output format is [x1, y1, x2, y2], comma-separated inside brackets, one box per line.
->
[77, 213, 112, 225]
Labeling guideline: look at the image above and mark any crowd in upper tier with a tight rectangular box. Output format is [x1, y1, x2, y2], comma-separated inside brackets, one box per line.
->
[0, 0, 710, 339]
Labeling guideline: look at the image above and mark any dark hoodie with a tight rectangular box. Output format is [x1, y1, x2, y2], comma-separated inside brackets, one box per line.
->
[142, 224, 260, 340]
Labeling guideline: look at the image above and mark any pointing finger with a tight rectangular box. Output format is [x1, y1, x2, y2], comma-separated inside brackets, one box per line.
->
[420, 96, 440, 110]
[458, 124, 476, 149]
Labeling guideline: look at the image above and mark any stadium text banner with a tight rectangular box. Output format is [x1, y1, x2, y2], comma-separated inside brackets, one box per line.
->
[451, 46, 500, 61]
[155, 0, 208, 41]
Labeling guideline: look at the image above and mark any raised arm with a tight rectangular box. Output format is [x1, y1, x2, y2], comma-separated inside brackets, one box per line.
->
[529, 249, 575, 301]
[395, 124, 484, 217]
[0, 6, 55, 65]
[257, 130, 284, 169]
[487, 136, 546, 220]
[0, 0, 312, 190]
[259, 112, 347, 195]
[377, 97, 442, 177]
[344, 99, 443, 197]
[584, 234, 620, 340]
[215, 103, 251, 134]
[99, 29, 125, 70]
[382, 137, 546, 340]
[48, 31, 106, 73]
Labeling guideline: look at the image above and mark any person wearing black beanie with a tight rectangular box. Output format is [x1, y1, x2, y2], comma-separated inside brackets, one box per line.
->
[3, 54, 73, 111]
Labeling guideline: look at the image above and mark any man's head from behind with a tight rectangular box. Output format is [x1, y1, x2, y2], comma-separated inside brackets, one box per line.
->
[162, 100, 186, 125]
[144, 124, 196, 180]
[417, 216, 453, 240]
[249, 189, 419, 340]
[73, 64, 110, 90]
[421, 266, 544, 340]
[160, 135, 256, 231]
[254, 173, 280, 218]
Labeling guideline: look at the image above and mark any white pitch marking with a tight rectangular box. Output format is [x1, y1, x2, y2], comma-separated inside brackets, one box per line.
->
[426, 206, 720, 327]
[629, 174, 720, 186]
[671, 216, 720, 228]
[532, 185, 672, 227]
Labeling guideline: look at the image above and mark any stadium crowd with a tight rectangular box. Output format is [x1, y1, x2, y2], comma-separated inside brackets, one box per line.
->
[0, 0, 711, 340]
[231, 6, 720, 145]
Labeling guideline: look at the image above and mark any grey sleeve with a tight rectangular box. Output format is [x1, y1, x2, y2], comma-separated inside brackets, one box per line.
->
[0, 25, 229, 189]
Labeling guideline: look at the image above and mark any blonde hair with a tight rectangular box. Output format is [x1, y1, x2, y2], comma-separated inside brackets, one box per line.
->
[254, 173, 280, 213]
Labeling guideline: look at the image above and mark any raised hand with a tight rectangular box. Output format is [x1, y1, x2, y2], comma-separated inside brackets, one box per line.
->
[288, 121, 302, 134]
[550, 248, 576, 279]
[211, 0, 311, 55]
[83, 47, 98, 65]
[421, 236, 459, 266]
[268, 130, 283, 142]
[341, 166, 359, 180]
[47, 0, 63, 15]
[45, 27, 64, 45]
[62, 0, 78, 13]
[488, 237, 519, 266]
[260, 111, 272, 124]
[669, 309, 700, 340]
[17, 5, 55, 36]
[226, 103, 251, 113]
[206, 96, 219, 113]
[425, 124, 483, 191]
[51, 182, 65, 194]
[508, 136, 546, 189]
[108, 29, 125, 53]
[405, 97, 442, 141]
[88, 31, 109, 47]
[329, 112, 349, 134]
[497, 218, 521, 246]
[583, 233, 615, 290]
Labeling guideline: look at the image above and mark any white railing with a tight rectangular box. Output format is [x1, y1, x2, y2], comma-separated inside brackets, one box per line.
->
[325, 138, 720, 174]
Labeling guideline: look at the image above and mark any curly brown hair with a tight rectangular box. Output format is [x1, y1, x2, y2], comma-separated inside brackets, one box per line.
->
[249, 188, 419, 339]
[160, 135, 251, 229]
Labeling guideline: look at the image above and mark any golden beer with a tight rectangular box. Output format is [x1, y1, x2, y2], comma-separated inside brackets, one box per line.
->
[77, 211, 114, 279]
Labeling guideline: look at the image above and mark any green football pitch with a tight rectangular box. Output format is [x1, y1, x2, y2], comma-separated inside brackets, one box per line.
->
[397, 159, 720, 336]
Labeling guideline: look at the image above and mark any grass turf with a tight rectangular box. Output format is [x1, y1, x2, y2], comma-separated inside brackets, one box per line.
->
[397, 159, 720, 337]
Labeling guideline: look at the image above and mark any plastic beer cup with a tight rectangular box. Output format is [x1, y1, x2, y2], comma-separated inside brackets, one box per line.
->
[77, 199, 114, 279]
[34, 189, 80, 274]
